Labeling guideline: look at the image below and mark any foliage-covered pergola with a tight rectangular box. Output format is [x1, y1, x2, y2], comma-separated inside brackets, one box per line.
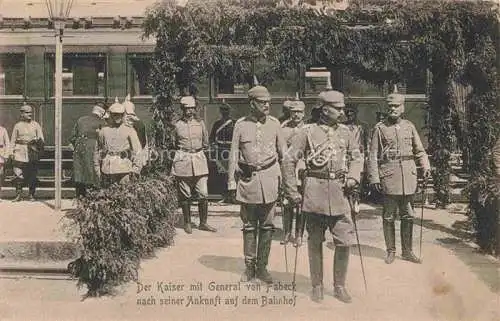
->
[143, 0, 499, 251]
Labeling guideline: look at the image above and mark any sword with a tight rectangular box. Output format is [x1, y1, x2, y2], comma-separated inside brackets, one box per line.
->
[281, 196, 289, 274]
[348, 189, 368, 293]
[419, 177, 427, 261]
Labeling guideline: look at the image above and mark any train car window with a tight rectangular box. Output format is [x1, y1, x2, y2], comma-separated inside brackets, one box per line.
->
[129, 55, 152, 96]
[0, 53, 25, 96]
[214, 58, 253, 96]
[46, 53, 106, 97]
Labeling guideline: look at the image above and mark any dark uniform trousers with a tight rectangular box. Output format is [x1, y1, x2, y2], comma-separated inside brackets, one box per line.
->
[13, 160, 38, 197]
[306, 212, 354, 288]
[383, 194, 415, 253]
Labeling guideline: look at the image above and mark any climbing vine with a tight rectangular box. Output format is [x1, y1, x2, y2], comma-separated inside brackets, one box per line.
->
[143, 0, 499, 252]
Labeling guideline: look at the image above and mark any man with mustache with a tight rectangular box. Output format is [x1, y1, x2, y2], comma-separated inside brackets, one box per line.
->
[367, 88, 431, 264]
[282, 89, 363, 303]
[228, 84, 286, 284]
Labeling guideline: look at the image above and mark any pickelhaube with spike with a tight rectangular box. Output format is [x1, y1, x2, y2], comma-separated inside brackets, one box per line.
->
[123, 93, 136, 115]
[248, 75, 271, 101]
[108, 97, 125, 114]
[288, 92, 305, 112]
[386, 85, 405, 105]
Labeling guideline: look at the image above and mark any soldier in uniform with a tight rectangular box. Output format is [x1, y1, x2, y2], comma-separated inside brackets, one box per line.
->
[367, 90, 431, 264]
[70, 102, 106, 198]
[0, 124, 10, 201]
[344, 104, 371, 198]
[94, 98, 142, 187]
[282, 90, 363, 303]
[209, 100, 234, 202]
[278, 99, 291, 124]
[10, 104, 44, 202]
[123, 94, 149, 170]
[280, 96, 306, 244]
[227, 84, 286, 284]
[172, 96, 217, 234]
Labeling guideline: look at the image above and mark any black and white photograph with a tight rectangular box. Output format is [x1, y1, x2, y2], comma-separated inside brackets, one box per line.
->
[0, 0, 498, 320]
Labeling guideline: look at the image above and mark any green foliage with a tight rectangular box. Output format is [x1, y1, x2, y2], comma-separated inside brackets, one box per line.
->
[66, 174, 178, 297]
[144, 0, 499, 248]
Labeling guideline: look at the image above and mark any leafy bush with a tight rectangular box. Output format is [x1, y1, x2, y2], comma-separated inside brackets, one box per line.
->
[66, 173, 178, 297]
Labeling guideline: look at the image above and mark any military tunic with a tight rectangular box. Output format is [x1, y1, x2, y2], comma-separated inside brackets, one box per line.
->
[94, 124, 142, 182]
[70, 114, 106, 185]
[0, 126, 9, 180]
[283, 123, 363, 217]
[228, 115, 286, 204]
[10, 121, 44, 163]
[0, 126, 9, 166]
[281, 119, 306, 186]
[209, 117, 234, 174]
[367, 119, 430, 196]
[171, 118, 209, 200]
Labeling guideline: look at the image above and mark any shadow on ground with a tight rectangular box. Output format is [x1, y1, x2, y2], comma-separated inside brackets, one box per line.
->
[325, 242, 386, 261]
[436, 237, 500, 293]
[198, 255, 312, 295]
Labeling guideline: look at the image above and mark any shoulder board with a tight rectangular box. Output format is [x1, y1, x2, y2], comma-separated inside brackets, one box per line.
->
[235, 116, 246, 124]
[268, 115, 280, 123]
[338, 123, 349, 130]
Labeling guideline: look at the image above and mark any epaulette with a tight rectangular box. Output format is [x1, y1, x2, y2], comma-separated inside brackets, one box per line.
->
[268, 115, 280, 123]
[235, 116, 246, 124]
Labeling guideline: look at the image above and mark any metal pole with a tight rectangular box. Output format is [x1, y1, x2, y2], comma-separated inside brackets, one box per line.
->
[54, 23, 63, 210]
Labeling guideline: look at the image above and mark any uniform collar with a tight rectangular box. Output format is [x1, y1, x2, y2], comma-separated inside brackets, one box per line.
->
[248, 115, 267, 124]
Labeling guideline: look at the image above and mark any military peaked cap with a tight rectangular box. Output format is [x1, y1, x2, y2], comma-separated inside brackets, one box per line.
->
[248, 85, 271, 101]
[319, 90, 345, 107]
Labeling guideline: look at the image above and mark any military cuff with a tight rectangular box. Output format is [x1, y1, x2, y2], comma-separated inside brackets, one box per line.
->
[228, 181, 236, 190]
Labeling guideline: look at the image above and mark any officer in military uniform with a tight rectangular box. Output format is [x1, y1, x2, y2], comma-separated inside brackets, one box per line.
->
[70, 102, 106, 198]
[367, 89, 431, 264]
[227, 84, 286, 284]
[123, 94, 149, 170]
[94, 98, 142, 187]
[278, 99, 291, 124]
[209, 100, 234, 202]
[10, 103, 44, 202]
[282, 90, 363, 303]
[344, 104, 371, 198]
[280, 96, 306, 244]
[172, 96, 216, 234]
[0, 124, 10, 201]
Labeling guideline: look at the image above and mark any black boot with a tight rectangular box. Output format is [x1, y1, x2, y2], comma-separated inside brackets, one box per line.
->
[198, 199, 217, 232]
[280, 205, 294, 245]
[12, 182, 22, 202]
[241, 227, 257, 282]
[180, 201, 192, 234]
[401, 220, 421, 263]
[256, 227, 274, 284]
[308, 239, 324, 302]
[333, 246, 352, 303]
[383, 221, 396, 264]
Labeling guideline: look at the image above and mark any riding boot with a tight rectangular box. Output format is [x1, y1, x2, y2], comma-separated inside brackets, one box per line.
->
[333, 246, 352, 303]
[280, 205, 294, 245]
[255, 227, 274, 284]
[12, 180, 22, 202]
[180, 201, 192, 234]
[383, 221, 396, 264]
[308, 239, 324, 302]
[401, 219, 421, 263]
[241, 226, 257, 282]
[198, 199, 217, 232]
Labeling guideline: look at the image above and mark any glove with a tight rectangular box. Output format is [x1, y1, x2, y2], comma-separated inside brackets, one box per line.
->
[370, 183, 382, 193]
[345, 178, 358, 190]
[288, 193, 302, 206]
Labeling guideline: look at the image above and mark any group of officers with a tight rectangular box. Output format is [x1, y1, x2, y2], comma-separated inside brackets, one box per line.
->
[173, 81, 430, 304]
[0, 81, 431, 304]
[0, 94, 147, 202]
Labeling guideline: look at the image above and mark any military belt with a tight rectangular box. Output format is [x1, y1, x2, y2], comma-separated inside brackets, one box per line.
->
[106, 150, 131, 159]
[179, 147, 203, 153]
[381, 155, 414, 163]
[15, 139, 31, 145]
[305, 169, 346, 181]
[238, 158, 277, 178]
